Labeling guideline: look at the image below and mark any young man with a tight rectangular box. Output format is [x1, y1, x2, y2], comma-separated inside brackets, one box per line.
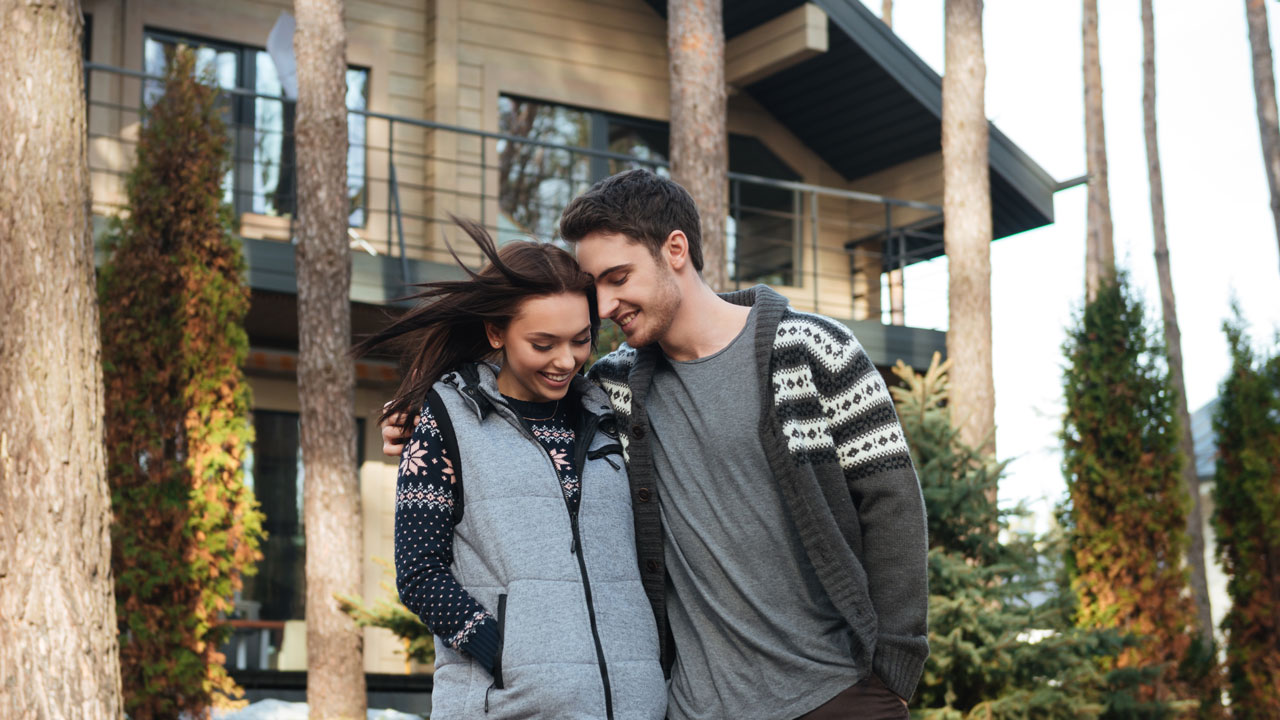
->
[386, 170, 928, 719]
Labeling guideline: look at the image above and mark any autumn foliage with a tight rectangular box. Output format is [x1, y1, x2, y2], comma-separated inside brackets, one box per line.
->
[1061, 277, 1215, 715]
[98, 47, 264, 719]
[1211, 314, 1280, 719]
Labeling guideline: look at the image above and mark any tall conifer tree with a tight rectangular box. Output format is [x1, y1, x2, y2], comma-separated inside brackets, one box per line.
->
[1211, 314, 1280, 718]
[1061, 276, 1199, 714]
[99, 48, 263, 719]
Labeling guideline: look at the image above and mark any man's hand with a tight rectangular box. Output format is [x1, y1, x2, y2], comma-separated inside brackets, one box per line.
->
[381, 409, 417, 457]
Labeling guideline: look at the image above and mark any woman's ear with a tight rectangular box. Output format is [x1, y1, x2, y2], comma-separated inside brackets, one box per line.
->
[484, 321, 504, 350]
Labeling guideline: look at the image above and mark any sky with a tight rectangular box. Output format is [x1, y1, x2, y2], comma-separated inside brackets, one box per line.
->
[856, 0, 1280, 522]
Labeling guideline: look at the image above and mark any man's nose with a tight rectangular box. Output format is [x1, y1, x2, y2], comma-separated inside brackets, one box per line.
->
[596, 285, 620, 318]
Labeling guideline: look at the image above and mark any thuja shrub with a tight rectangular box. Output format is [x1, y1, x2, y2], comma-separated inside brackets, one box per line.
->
[99, 47, 264, 719]
[1211, 313, 1280, 719]
[895, 354, 1121, 720]
[1061, 276, 1202, 713]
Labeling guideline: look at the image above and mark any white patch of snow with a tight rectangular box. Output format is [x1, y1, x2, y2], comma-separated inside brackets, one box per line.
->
[210, 699, 424, 720]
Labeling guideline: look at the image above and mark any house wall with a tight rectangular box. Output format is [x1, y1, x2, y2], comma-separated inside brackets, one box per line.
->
[429, 0, 880, 318]
[83, 0, 431, 254]
[85, 0, 943, 323]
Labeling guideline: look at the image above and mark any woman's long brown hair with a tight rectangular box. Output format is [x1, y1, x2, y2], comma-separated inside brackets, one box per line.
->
[355, 216, 599, 430]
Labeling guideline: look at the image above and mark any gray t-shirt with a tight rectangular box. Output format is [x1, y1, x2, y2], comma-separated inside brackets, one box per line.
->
[646, 306, 859, 720]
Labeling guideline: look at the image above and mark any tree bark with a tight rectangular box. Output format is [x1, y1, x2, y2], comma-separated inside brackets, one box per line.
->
[1084, 0, 1115, 301]
[0, 2, 124, 718]
[293, 1, 366, 717]
[883, 0, 901, 325]
[1245, 0, 1280, 275]
[668, 0, 728, 291]
[1142, 0, 1215, 651]
[943, 0, 996, 457]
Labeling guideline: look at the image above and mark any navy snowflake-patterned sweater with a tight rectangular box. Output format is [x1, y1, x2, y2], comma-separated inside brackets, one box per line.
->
[394, 392, 579, 673]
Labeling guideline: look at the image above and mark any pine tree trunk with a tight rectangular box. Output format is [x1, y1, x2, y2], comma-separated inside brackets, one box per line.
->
[0, 2, 124, 718]
[1245, 0, 1280, 275]
[883, 0, 901, 325]
[1142, 0, 1215, 651]
[668, 0, 728, 291]
[293, 1, 366, 717]
[942, 0, 996, 457]
[1083, 0, 1115, 301]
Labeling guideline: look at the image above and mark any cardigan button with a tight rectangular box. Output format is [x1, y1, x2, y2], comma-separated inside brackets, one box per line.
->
[645, 559, 660, 573]
[637, 488, 651, 502]
[633, 423, 647, 439]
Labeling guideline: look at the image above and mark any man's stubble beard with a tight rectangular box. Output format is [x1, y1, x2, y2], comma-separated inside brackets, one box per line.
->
[629, 270, 682, 349]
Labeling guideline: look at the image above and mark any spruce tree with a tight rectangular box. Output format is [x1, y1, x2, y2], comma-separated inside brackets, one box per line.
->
[339, 558, 435, 671]
[894, 355, 1120, 720]
[1211, 312, 1280, 718]
[98, 47, 264, 719]
[1060, 275, 1204, 716]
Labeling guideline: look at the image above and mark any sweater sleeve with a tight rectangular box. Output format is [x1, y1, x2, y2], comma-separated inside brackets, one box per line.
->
[808, 318, 930, 700]
[394, 400, 500, 673]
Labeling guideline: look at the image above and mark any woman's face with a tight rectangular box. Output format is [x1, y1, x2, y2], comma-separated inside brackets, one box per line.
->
[488, 292, 594, 403]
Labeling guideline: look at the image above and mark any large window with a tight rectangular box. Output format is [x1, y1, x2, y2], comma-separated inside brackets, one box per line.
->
[143, 31, 369, 226]
[497, 96, 802, 286]
[223, 410, 364, 671]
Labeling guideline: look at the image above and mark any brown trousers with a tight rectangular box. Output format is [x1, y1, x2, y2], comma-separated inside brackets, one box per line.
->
[794, 675, 910, 720]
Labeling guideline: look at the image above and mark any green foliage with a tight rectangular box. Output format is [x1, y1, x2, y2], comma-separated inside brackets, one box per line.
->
[591, 319, 627, 364]
[98, 47, 264, 719]
[1211, 310, 1280, 719]
[339, 558, 435, 669]
[895, 354, 1127, 720]
[1060, 276, 1210, 716]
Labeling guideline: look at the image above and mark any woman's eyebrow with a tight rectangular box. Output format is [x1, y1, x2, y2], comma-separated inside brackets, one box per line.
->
[527, 326, 592, 340]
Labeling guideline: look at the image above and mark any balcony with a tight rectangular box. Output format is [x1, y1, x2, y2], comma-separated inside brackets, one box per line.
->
[86, 61, 946, 369]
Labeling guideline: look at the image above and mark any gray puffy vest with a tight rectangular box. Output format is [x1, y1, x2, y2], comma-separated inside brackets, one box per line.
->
[427, 364, 666, 720]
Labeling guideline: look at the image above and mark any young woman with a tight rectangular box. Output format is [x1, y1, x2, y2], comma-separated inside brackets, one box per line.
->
[357, 219, 665, 720]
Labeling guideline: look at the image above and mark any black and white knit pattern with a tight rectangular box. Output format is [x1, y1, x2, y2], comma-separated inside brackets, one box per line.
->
[771, 310, 912, 479]
[590, 308, 910, 480]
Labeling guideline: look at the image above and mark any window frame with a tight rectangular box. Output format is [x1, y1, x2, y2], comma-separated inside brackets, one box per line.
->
[141, 28, 370, 228]
[496, 94, 805, 287]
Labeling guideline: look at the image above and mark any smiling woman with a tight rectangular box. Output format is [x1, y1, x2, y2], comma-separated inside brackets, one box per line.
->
[353, 217, 668, 720]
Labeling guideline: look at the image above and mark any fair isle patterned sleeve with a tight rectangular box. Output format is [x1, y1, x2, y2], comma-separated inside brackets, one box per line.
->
[587, 345, 637, 460]
[394, 400, 500, 673]
[772, 309, 929, 698]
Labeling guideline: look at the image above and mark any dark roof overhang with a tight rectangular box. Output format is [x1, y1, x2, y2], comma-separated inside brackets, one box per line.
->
[644, 0, 1057, 250]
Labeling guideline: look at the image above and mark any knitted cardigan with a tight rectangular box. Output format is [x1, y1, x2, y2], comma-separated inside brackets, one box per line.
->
[587, 284, 930, 701]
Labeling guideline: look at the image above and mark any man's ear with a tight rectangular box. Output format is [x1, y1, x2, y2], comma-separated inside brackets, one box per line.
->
[664, 230, 690, 272]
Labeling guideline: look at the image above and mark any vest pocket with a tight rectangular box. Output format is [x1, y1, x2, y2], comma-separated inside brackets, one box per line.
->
[492, 593, 508, 690]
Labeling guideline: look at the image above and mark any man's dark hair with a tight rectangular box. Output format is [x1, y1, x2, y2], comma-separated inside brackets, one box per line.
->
[558, 168, 704, 272]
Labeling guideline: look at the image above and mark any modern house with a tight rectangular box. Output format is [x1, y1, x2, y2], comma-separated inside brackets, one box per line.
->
[81, 0, 1058, 710]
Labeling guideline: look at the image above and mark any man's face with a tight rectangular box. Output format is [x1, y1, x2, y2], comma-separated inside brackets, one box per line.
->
[575, 231, 682, 349]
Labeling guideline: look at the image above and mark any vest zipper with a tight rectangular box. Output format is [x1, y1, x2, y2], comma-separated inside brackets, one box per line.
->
[568, 412, 614, 720]
[492, 399, 615, 719]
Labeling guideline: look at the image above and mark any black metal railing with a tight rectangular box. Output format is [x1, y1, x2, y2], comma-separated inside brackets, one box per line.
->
[85, 61, 943, 325]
